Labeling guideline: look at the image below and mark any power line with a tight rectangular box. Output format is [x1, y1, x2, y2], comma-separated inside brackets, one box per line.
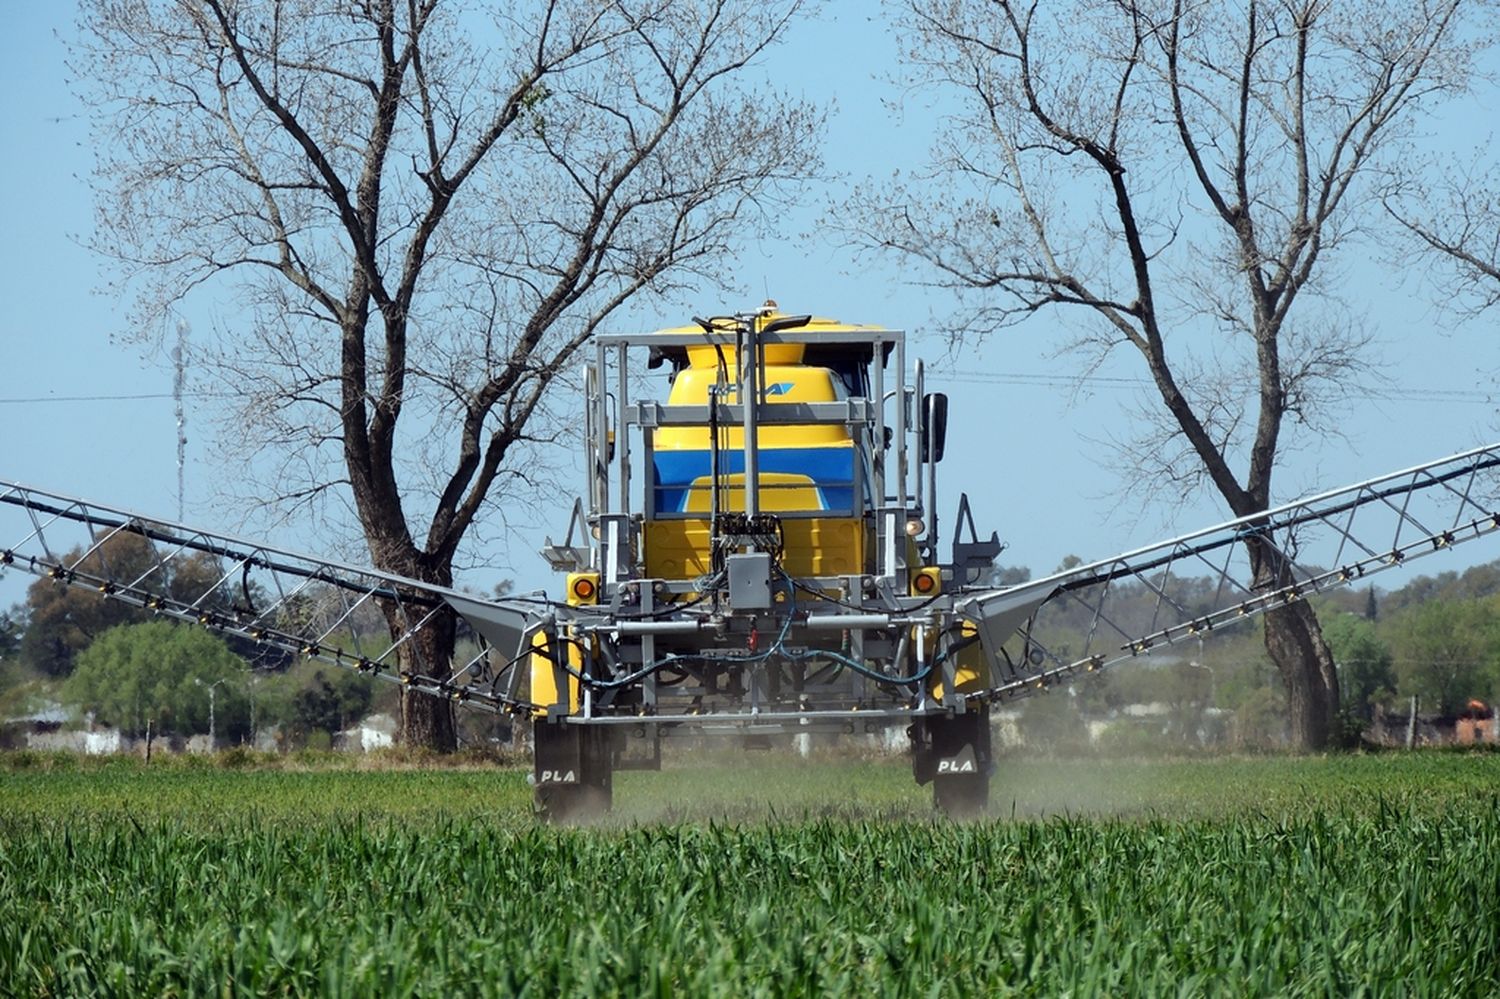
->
[934, 371, 1496, 404]
[0, 391, 228, 405]
[0, 374, 1492, 406]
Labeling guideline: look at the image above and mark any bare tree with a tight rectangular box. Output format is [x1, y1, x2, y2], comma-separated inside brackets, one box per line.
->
[841, 0, 1492, 748]
[76, 0, 822, 749]
[1385, 162, 1500, 314]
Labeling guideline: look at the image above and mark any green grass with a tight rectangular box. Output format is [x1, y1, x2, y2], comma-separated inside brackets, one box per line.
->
[2, 752, 1498, 995]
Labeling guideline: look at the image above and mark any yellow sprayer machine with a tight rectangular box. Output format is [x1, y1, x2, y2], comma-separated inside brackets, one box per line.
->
[6, 303, 1500, 817]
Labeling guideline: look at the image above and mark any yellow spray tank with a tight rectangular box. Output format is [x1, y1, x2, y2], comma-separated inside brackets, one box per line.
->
[643, 311, 875, 582]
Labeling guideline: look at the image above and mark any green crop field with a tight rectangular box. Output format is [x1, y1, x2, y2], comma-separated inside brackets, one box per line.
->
[2, 752, 1498, 996]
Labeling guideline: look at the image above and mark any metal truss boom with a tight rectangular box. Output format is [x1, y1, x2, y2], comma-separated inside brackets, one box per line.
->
[959, 441, 1500, 700]
[0, 482, 538, 716]
[5, 438, 1500, 721]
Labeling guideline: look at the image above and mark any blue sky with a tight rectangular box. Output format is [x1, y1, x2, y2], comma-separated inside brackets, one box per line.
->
[2, 2, 1498, 608]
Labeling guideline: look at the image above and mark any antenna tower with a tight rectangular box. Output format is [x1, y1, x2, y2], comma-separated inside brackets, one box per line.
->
[172, 320, 189, 522]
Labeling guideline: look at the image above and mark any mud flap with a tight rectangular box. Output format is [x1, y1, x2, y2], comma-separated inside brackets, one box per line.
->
[534, 721, 584, 786]
[911, 712, 992, 816]
[533, 723, 617, 821]
[909, 713, 992, 786]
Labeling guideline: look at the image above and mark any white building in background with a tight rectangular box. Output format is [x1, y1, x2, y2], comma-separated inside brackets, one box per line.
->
[336, 713, 395, 753]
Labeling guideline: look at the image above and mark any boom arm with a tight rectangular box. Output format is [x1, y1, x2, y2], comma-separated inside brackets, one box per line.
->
[5, 440, 1500, 718]
[0, 483, 539, 716]
[960, 441, 1500, 699]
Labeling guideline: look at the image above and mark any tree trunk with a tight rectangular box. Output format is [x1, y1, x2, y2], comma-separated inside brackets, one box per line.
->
[1247, 539, 1340, 750]
[1261, 602, 1338, 750]
[377, 562, 459, 753]
[397, 613, 457, 753]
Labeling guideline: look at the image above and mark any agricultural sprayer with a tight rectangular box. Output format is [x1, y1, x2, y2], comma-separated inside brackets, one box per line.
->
[6, 303, 1500, 817]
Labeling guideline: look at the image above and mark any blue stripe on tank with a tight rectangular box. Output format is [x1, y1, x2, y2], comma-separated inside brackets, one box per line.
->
[653, 448, 856, 513]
